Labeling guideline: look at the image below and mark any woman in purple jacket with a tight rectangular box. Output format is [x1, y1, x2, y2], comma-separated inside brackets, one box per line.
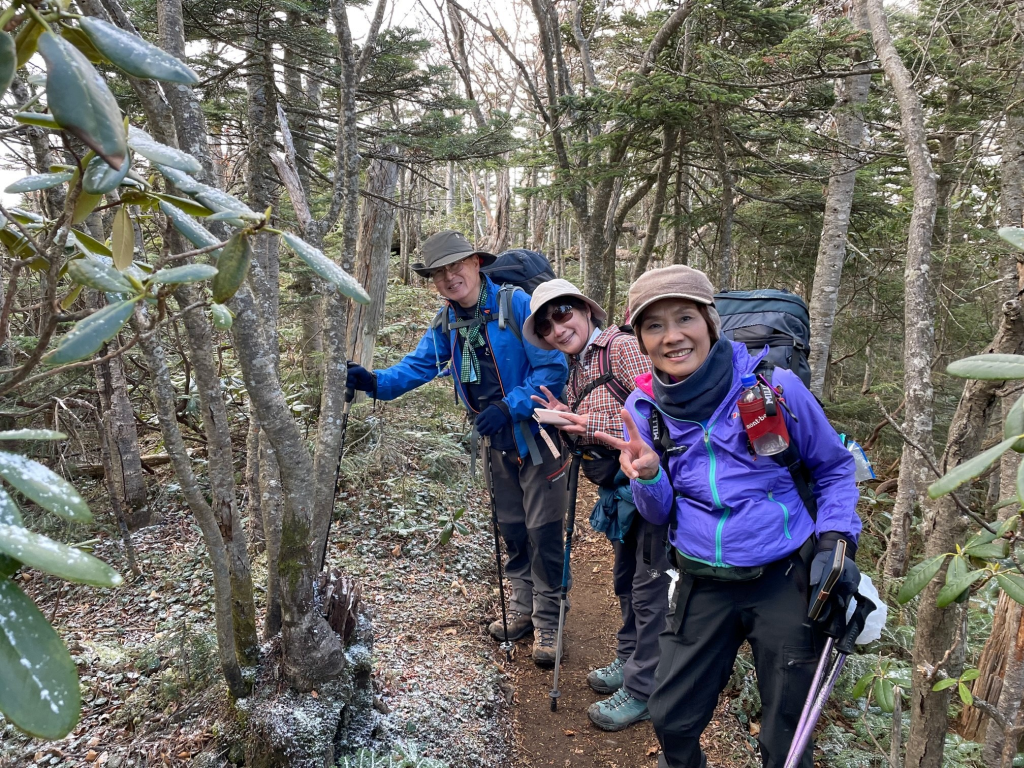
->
[596, 265, 861, 768]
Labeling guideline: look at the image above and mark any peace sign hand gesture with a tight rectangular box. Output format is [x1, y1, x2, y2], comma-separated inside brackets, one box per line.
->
[594, 409, 662, 481]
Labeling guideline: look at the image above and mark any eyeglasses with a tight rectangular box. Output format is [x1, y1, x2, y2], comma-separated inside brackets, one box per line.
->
[430, 256, 473, 281]
[535, 304, 576, 337]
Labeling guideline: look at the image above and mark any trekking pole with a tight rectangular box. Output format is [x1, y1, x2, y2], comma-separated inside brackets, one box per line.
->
[320, 384, 356, 571]
[483, 435, 514, 662]
[783, 592, 876, 768]
[550, 447, 582, 712]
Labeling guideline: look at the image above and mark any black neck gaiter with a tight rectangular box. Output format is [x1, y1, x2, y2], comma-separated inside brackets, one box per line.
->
[652, 338, 735, 423]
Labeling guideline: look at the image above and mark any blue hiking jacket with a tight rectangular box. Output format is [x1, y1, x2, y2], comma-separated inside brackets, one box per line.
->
[625, 341, 861, 568]
[374, 276, 569, 460]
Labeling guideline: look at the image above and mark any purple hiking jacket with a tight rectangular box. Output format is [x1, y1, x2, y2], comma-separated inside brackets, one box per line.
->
[625, 341, 861, 568]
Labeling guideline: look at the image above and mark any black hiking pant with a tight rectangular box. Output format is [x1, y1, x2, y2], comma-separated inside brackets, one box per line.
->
[612, 515, 670, 701]
[649, 542, 822, 768]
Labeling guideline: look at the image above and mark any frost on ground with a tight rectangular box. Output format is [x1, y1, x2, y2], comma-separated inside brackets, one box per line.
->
[0, 380, 515, 768]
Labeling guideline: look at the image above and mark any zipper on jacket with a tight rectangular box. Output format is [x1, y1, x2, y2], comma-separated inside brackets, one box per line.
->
[703, 425, 729, 567]
[768, 490, 792, 540]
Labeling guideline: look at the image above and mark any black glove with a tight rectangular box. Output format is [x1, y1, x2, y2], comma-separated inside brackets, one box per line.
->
[475, 403, 510, 437]
[809, 532, 860, 625]
[346, 363, 376, 394]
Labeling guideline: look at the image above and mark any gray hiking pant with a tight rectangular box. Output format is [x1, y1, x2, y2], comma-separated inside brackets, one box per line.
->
[487, 444, 570, 630]
[612, 516, 671, 701]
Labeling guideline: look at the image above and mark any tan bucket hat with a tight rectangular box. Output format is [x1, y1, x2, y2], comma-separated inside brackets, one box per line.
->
[411, 230, 496, 278]
[522, 279, 608, 350]
[628, 265, 721, 350]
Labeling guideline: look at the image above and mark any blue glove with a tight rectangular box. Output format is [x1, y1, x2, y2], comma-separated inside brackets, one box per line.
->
[346, 363, 376, 394]
[475, 403, 510, 436]
[809, 532, 860, 624]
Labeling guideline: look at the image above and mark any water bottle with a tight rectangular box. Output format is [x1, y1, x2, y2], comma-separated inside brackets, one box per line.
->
[737, 373, 790, 456]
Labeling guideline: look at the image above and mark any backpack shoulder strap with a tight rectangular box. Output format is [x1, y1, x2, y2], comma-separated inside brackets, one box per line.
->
[757, 361, 818, 522]
[431, 305, 451, 335]
[646, 407, 686, 565]
[571, 330, 633, 409]
[497, 284, 523, 341]
[600, 330, 634, 405]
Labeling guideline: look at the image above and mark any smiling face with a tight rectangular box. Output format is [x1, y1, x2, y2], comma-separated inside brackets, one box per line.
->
[432, 255, 483, 307]
[538, 299, 593, 355]
[638, 298, 713, 380]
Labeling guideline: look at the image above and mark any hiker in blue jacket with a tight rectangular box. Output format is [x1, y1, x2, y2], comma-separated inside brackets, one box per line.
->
[345, 230, 571, 666]
[596, 265, 862, 768]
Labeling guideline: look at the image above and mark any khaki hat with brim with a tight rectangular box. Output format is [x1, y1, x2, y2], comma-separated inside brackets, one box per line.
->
[628, 265, 721, 352]
[523, 279, 608, 350]
[628, 265, 716, 324]
[411, 230, 496, 278]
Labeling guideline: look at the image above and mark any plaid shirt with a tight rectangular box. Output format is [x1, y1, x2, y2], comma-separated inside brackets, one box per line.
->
[566, 327, 651, 445]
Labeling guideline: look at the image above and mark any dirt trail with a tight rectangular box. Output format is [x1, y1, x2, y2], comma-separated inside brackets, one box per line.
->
[503, 526, 661, 768]
[499, 486, 753, 768]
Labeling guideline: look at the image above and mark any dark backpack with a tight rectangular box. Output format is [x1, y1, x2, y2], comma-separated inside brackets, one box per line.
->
[714, 289, 812, 388]
[481, 248, 556, 294]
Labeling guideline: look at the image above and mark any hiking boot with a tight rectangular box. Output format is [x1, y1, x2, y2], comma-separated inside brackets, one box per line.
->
[488, 611, 533, 642]
[587, 689, 651, 732]
[532, 628, 559, 667]
[587, 657, 625, 694]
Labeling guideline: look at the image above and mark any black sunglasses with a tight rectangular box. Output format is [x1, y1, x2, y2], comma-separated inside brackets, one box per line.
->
[535, 304, 576, 337]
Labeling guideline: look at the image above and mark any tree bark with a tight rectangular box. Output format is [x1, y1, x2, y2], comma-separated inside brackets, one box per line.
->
[866, 0, 939, 586]
[807, 0, 870, 398]
[632, 127, 679, 282]
[310, 0, 368, 597]
[902, 300, 1024, 768]
[94, 352, 148, 522]
[348, 152, 400, 370]
[999, 110, 1024, 510]
[712, 106, 734, 289]
[965, 106, 1024, 748]
[136, 306, 249, 698]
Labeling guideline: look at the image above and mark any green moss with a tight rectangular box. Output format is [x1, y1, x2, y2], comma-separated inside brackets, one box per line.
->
[278, 518, 312, 593]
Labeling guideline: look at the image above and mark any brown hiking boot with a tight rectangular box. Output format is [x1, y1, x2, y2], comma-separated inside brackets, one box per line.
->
[488, 611, 533, 642]
[532, 627, 559, 668]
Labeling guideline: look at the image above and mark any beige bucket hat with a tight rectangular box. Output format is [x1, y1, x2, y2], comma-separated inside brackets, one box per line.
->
[628, 265, 721, 351]
[522, 279, 608, 350]
[411, 230, 496, 278]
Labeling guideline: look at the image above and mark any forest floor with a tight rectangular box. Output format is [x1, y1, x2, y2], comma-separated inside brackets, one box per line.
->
[0, 439, 757, 768]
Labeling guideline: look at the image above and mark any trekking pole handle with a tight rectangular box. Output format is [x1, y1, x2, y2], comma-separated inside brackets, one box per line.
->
[837, 593, 876, 655]
[807, 539, 846, 621]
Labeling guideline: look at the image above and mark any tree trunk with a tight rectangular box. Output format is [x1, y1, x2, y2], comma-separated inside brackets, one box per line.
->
[94, 353, 148, 523]
[673, 140, 692, 266]
[999, 110, 1024, 508]
[632, 127, 679, 282]
[807, 0, 870, 398]
[966, 107, 1024, 747]
[902, 300, 1024, 768]
[866, 0, 939, 586]
[310, 0, 364, 605]
[349, 152, 400, 369]
[712, 106, 734, 290]
[136, 306, 249, 698]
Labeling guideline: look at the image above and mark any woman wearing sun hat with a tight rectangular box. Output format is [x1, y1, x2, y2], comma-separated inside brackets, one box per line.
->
[523, 279, 666, 732]
[594, 265, 862, 768]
